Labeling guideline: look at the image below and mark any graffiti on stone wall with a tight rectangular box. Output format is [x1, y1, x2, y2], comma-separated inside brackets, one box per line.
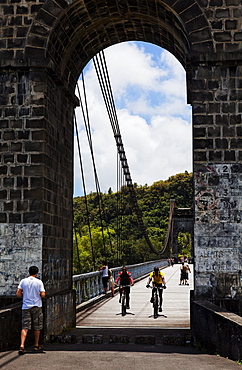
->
[194, 163, 242, 297]
[195, 164, 242, 225]
[195, 245, 240, 272]
[43, 256, 70, 291]
[0, 224, 43, 295]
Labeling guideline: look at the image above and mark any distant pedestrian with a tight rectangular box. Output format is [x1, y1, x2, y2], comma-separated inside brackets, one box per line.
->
[99, 260, 109, 294]
[108, 268, 115, 297]
[179, 263, 186, 285]
[184, 262, 191, 285]
[16, 266, 46, 355]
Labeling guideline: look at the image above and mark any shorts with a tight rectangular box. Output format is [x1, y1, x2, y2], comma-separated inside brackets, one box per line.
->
[102, 276, 109, 288]
[22, 306, 43, 330]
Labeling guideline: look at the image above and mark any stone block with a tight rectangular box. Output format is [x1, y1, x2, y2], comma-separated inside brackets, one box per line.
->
[194, 127, 206, 138]
[163, 335, 186, 346]
[35, 8, 56, 27]
[0, 120, 8, 129]
[17, 176, 28, 187]
[10, 189, 21, 199]
[16, 27, 28, 37]
[208, 150, 222, 161]
[3, 130, 16, 140]
[19, 107, 30, 116]
[224, 150, 235, 161]
[31, 5, 43, 14]
[225, 20, 237, 30]
[207, 126, 221, 137]
[3, 177, 14, 187]
[211, 20, 223, 29]
[215, 138, 228, 149]
[194, 138, 213, 150]
[25, 142, 43, 152]
[82, 335, 103, 344]
[231, 138, 242, 149]
[214, 32, 232, 42]
[0, 143, 8, 153]
[215, 8, 230, 17]
[18, 131, 30, 140]
[109, 335, 129, 343]
[11, 143, 22, 151]
[135, 335, 155, 345]
[3, 201, 13, 212]
[3, 154, 14, 163]
[10, 166, 22, 175]
[49, 334, 77, 344]
[3, 5, 14, 14]
[0, 166, 7, 175]
[9, 213, 21, 223]
[0, 213, 7, 222]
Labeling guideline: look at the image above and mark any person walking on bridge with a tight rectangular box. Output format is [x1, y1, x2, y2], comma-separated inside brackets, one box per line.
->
[16, 265, 46, 355]
[99, 260, 109, 294]
[146, 266, 166, 312]
[115, 266, 134, 309]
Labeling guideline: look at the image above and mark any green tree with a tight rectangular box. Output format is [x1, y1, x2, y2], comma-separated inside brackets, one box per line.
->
[73, 172, 193, 273]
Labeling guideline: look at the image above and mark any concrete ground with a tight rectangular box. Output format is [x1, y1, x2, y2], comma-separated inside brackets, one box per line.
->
[0, 264, 241, 369]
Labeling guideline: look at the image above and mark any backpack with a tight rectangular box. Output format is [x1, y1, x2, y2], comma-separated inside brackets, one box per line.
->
[120, 272, 130, 285]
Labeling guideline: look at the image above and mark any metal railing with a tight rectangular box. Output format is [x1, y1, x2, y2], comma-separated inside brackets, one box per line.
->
[73, 259, 168, 304]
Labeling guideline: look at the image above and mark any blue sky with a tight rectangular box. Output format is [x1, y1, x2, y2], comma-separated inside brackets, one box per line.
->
[74, 41, 192, 197]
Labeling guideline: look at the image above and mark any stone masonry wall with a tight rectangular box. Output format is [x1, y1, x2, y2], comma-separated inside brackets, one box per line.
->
[192, 63, 242, 298]
[0, 68, 74, 296]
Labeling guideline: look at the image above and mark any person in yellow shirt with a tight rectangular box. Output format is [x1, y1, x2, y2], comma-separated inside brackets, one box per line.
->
[146, 266, 166, 312]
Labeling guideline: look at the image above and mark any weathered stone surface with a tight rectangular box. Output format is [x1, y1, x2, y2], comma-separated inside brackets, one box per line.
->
[0, 223, 43, 295]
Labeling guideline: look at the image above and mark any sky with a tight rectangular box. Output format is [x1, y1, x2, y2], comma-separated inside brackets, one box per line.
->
[74, 41, 192, 197]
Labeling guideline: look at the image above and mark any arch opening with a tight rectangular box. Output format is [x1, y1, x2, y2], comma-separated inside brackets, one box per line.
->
[73, 41, 193, 273]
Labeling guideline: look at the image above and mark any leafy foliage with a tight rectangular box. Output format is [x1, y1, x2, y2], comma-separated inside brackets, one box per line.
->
[73, 172, 193, 274]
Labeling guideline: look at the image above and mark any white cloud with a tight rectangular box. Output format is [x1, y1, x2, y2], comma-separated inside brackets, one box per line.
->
[74, 42, 192, 196]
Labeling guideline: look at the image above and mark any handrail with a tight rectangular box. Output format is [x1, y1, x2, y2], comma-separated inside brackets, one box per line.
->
[73, 259, 168, 304]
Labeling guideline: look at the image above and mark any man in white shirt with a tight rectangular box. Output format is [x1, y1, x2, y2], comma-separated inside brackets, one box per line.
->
[16, 266, 46, 355]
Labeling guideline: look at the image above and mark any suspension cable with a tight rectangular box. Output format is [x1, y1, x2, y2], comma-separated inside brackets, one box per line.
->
[76, 74, 114, 253]
[93, 50, 171, 256]
[77, 76, 107, 250]
[74, 112, 96, 269]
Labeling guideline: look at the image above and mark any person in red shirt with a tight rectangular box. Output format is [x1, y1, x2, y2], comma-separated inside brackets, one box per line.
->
[115, 266, 134, 309]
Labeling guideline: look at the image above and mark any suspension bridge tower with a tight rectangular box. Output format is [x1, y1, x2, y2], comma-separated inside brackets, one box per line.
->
[0, 0, 242, 336]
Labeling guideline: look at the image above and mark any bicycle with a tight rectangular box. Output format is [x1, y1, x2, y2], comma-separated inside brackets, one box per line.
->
[119, 285, 130, 316]
[147, 284, 164, 318]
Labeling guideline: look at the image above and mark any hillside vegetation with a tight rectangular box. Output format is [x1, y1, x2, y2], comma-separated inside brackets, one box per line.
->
[73, 172, 193, 274]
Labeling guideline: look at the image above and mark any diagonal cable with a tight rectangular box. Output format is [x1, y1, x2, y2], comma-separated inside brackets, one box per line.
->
[93, 50, 170, 255]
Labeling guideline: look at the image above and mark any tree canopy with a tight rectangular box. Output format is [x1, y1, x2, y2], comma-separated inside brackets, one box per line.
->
[73, 172, 193, 274]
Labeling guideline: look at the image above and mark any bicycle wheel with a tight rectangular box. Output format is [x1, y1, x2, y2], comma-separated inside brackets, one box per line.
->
[153, 293, 158, 318]
[121, 293, 126, 316]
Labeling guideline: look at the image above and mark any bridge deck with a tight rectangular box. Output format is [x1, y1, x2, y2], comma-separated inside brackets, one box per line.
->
[77, 263, 193, 328]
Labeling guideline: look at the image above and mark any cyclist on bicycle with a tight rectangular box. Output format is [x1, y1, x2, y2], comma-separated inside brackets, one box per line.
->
[115, 266, 134, 309]
[146, 266, 166, 312]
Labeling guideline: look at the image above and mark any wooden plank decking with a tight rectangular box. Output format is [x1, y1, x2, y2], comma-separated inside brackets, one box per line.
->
[76, 263, 193, 328]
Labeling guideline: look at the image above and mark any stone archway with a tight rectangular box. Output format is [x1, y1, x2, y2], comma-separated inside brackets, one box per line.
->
[1, 0, 242, 334]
